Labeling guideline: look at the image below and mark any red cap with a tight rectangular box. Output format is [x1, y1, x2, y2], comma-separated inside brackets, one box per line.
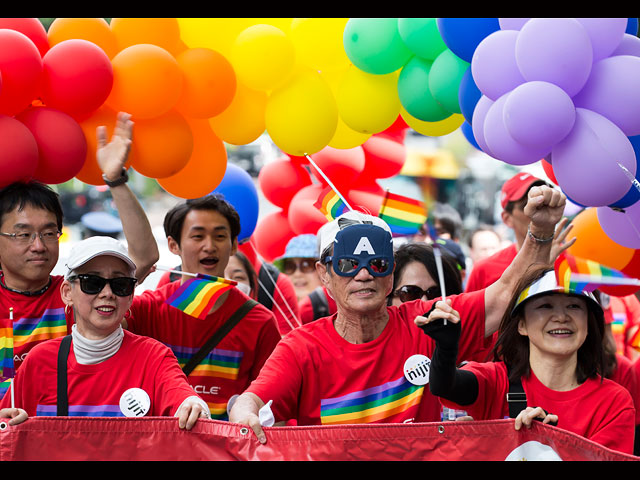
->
[500, 172, 547, 210]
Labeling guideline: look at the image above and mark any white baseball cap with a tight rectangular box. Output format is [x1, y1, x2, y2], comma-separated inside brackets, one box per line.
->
[65, 236, 136, 279]
[317, 210, 393, 258]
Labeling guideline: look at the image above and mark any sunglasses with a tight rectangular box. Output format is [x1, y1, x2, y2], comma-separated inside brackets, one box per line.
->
[394, 285, 441, 303]
[68, 274, 137, 297]
[282, 258, 316, 275]
[324, 256, 393, 277]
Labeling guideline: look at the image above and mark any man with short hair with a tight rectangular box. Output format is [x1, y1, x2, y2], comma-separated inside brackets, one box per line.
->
[229, 184, 566, 443]
[124, 195, 281, 420]
[0, 112, 159, 396]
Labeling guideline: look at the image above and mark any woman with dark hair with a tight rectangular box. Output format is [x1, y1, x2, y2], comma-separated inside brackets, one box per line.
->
[418, 263, 636, 454]
[225, 251, 258, 299]
[389, 242, 462, 307]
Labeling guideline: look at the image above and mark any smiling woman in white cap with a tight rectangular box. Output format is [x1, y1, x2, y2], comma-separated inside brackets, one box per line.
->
[0, 236, 210, 431]
[230, 184, 570, 445]
[421, 264, 635, 454]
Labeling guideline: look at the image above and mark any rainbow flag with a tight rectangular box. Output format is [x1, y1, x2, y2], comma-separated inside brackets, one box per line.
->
[0, 324, 14, 380]
[629, 327, 640, 351]
[314, 186, 350, 221]
[165, 274, 237, 320]
[378, 191, 427, 237]
[554, 252, 640, 294]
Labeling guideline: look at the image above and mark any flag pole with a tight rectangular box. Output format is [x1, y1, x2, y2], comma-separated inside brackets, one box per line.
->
[304, 153, 353, 211]
[431, 245, 448, 325]
[9, 307, 14, 409]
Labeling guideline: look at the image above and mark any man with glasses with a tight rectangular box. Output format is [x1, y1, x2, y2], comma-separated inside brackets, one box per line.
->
[0, 112, 159, 393]
[230, 185, 566, 443]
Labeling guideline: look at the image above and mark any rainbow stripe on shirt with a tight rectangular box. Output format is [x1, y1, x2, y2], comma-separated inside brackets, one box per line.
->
[319, 376, 425, 425]
[12, 308, 68, 348]
[167, 343, 243, 380]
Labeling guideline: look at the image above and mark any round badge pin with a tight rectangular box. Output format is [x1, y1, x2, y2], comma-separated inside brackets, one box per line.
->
[403, 354, 431, 386]
[119, 388, 151, 417]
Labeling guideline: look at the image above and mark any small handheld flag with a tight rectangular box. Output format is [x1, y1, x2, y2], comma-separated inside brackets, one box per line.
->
[163, 271, 237, 320]
[554, 252, 640, 294]
[0, 308, 15, 403]
[378, 190, 427, 237]
[314, 186, 350, 221]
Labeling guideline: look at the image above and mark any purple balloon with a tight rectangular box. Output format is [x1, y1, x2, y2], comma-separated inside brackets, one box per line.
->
[573, 55, 640, 136]
[612, 34, 640, 57]
[597, 202, 640, 249]
[575, 18, 627, 61]
[483, 92, 551, 165]
[504, 81, 576, 150]
[471, 95, 495, 156]
[471, 30, 526, 101]
[498, 18, 530, 30]
[552, 108, 636, 207]
[515, 18, 593, 97]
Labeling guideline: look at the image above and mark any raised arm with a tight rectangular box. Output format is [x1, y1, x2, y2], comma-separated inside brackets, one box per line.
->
[483, 185, 566, 336]
[96, 112, 159, 282]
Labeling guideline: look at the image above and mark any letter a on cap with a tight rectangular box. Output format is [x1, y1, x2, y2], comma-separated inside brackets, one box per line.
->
[353, 236, 375, 255]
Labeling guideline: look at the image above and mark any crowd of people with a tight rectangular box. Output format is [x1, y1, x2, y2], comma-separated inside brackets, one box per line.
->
[0, 112, 639, 457]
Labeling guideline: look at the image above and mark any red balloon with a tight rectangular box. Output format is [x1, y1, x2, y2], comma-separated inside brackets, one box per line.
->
[380, 114, 410, 143]
[252, 210, 296, 262]
[357, 134, 406, 184]
[0, 18, 49, 57]
[0, 114, 39, 187]
[258, 157, 312, 209]
[0, 29, 43, 116]
[41, 39, 113, 118]
[287, 184, 329, 235]
[16, 106, 88, 185]
[541, 157, 558, 184]
[307, 145, 365, 191]
[347, 186, 386, 216]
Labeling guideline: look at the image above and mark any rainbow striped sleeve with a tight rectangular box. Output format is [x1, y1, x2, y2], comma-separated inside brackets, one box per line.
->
[378, 191, 427, 237]
[165, 277, 237, 320]
[314, 186, 349, 221]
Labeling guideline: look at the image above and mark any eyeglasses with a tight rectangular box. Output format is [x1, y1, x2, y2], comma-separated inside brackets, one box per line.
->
[0, 230, 62, 245]
[282, 258, 316, 275]
[324, 256, 393, 277]
[394, 285, 441, 303]
[67, 274, 137, 297]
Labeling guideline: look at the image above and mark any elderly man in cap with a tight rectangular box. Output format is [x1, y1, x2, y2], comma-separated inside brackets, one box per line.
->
[229, 184, 566, 443]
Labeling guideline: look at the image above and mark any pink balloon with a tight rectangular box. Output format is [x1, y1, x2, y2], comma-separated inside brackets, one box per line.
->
[552, 108, 636, 207]
[597, 202, 640, 249]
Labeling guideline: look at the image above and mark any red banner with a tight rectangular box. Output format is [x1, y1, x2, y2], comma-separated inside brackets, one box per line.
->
[0, 417, 637, 461]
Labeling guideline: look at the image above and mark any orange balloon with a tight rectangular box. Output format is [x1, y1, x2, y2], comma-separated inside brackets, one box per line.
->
[47, 18, 118, 59]
[128, 110, 193, 179]
[175, 48, 237, 119]
[76, 105, 122, 185]
[110, 18, 181, 55]
[208, 82, 267, 145]
[157, 119, 228, 199]
[567, 207, 635, 271]
[106, 44, 183, 119]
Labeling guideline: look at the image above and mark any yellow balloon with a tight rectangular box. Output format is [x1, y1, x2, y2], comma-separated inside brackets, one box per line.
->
[231, 24, 296, 91]
[178, 18, 253, 57]
[329, 116, 372, 149]
[337, 66, 401, 135]
[265, 69, 338, 156]
[289, 18, 350, 72]
[401, 108, 465, 137]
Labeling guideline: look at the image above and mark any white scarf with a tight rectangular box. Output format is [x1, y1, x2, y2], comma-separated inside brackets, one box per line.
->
[71, 324, 124, 365]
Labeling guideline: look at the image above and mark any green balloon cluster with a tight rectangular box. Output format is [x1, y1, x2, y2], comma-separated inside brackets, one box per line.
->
[344, 18, 469, 123]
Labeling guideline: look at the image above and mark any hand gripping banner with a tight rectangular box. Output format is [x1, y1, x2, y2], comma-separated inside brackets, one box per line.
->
[0, 417, 637, 461]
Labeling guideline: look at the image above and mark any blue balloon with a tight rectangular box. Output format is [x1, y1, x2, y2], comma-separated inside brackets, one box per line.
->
[626, 18, 639, 35]
[460, 120, 480, 150]
[212, 163, 259, 243]
[458, 66, 482, 123]
[436, 18, 500, 63]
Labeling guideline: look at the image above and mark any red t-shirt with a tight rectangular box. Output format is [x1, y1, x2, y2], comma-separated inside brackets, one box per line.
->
[440, 361, 636, 454]
[610, 354, 640, 425]
[465, 244, 517, 293]
[246, 290, 486, 425]
[0, 275, 73, 398]
[127, 282, 281, 420]
[298, 286, 337, 324]
[1, 329, 197, 418]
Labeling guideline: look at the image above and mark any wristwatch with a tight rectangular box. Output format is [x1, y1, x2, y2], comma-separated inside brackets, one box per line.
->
[102, 168, 129, 188]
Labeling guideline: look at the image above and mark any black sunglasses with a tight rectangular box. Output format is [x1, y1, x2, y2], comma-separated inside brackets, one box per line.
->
[394, 285, 441, 303]
[68, 274, 137, 297]
[282, 258, 316, 275]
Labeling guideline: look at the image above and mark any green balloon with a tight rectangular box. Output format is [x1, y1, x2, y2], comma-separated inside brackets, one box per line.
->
[343, 18, 413, 75]
[397, 56, 450, 122]
[397, 18, 447, 60]
[428, 49, 469, 114]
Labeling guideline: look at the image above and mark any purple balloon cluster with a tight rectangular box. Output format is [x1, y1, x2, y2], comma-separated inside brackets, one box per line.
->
[471, 18, 640, 216]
